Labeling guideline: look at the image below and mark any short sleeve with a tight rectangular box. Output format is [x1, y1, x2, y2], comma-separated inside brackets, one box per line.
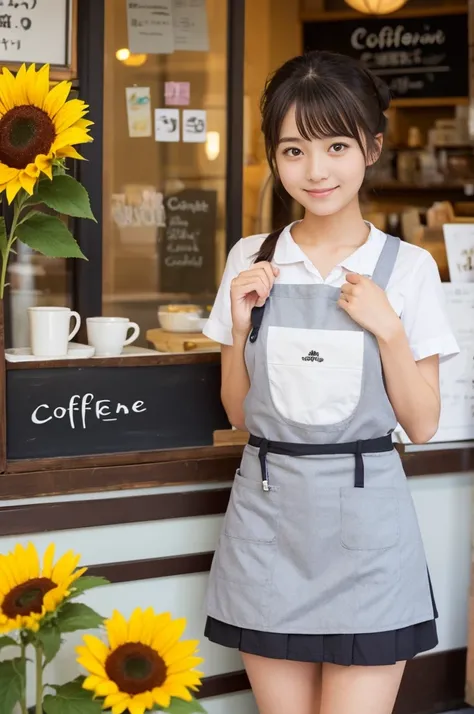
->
[401, 252, 460, 363]
[203, 240, 246, 346]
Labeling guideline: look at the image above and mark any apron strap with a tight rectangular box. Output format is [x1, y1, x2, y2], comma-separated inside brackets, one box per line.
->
[371, 234, 400, 291]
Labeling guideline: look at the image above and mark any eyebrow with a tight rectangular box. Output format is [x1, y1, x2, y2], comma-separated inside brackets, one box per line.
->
[278, 137, 303, 145]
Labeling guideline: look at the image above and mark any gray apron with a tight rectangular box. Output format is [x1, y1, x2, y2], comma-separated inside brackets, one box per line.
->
[206, 234, 436, 635]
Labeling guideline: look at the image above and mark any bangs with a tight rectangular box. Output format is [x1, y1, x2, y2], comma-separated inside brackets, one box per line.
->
[293, 79, 368, 148]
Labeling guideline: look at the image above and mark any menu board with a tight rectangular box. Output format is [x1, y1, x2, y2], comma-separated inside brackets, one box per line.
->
[303, 12, 468, 100]
[160, 189, 217, 295]
[0, 0, 71, 68]
[433, 284, 474, 442]
[6, 362, 229, 459]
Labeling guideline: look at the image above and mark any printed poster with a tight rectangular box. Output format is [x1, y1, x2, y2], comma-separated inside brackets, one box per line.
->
[125, 87, 152, 138]
[155, 108, 180, 142]
[126, 0, 175, 54]
[443, 223, 474, 283]
[182, 109, 206, 143]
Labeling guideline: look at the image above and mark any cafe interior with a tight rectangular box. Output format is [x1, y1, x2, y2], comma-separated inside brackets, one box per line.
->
[0, 0, 474, 712]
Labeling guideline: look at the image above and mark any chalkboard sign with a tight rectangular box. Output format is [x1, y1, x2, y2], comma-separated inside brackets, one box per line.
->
[160, 189, 217, 294]
[303, 12, 468, 100]
[6, 363, 229, 459]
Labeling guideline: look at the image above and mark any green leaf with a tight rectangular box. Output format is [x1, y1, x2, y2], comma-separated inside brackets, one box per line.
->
[35, 174, 96, 221]
[69, 575, 110, 597]
[56, 602, 104, 633]
[0, 635, 18, 650]
[37, 625, 62, 665]
[0, 657, 25, 714]
[43, 679, 102, 714]
[0, 216, 7, 255]
[167, 697, 207, 714]
[16, 213, 87, 259]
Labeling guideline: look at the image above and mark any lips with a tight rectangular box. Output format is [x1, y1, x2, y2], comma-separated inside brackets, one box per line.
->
[305, 186, 338, 198]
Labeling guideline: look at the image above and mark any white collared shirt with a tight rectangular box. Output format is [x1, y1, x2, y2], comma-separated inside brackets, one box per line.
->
[203, 222, 459, 362]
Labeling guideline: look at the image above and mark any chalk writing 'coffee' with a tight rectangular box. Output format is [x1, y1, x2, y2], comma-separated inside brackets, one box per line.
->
[351, 24, 445, 51]
[31, 394, 146, 429]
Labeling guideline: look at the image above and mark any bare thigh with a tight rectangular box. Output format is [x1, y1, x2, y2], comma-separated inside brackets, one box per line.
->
[320, 660, 406, 714]
[242, 652, 322, 714]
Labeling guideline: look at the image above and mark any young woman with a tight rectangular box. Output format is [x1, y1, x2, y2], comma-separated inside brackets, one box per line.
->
[202, 50, 459, 714]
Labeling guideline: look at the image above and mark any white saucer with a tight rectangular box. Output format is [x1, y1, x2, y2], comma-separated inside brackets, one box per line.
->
[5, 342, 95, 362]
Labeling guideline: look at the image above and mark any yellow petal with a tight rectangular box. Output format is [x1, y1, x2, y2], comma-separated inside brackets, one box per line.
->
[96, 680, 118, 696]
[29, 64, 50, 109]
[106, 610, 128, 650]
[112, 701, 131, 714]
[127, 608, 144, 642]
[162, 683, 193, 702]
[0, 68, 17, 112]
[12, 545, 30, 583]
[165, 671, 203, 688]
[42, 544, 55, 579]
[6, 177, 21, 204]
[166, 656, 203, 675]
[25, 543, 40, 579]
[19, 170, 37, 196]
[163, 640, 200, 667]
[52, 127, 93, 151]
[51, 550, 80, 584]
[104, 693, 130, 709]
[77, 654, 107, 678]
[54, 99, 89, 134]
[35, 154, 53, 179]
[82, 675, 103, 691]
[43, 80, 71, 118]
[139, 608, 156, 646]
[0, 165, 20, 184]
[74, 118, 94, 130]
[13, 64, 29, 105]
[127, 700, 146, 714]
[152, 617, 187, 656]
[153, 688, 171, 708]
[82, 634, 109, 665]
[55, 146, 85, 161]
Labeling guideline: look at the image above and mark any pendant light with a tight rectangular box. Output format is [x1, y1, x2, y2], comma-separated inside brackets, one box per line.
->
[344, 0, 408, 13]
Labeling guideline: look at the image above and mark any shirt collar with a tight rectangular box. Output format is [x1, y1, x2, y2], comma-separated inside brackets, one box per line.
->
[273, 220, 385, 277]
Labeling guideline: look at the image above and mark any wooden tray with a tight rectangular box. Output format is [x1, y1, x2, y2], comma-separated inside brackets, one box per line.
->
[146, 328, 219, 353]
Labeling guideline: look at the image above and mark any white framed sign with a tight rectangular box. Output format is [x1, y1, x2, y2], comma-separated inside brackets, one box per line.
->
[0, 0, 77, 79]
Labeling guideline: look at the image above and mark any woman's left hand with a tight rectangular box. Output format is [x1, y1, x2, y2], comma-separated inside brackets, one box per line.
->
[338, 272, 401, 342]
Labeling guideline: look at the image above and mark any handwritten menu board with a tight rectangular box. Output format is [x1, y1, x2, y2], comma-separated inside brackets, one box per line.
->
[160, 189, 217, 295]
[303, 12, 468, 100]
[433, 284, 474, 443]
[6, 362, 229, 459]
[0, 0, 71, 68]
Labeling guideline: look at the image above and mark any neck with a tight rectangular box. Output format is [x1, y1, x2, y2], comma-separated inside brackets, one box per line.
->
[295, 198, 369, 248]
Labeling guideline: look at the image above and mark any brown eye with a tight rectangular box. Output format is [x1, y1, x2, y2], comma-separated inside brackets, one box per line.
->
[283, 147, 302, 157]
[330, 143, 348, 153]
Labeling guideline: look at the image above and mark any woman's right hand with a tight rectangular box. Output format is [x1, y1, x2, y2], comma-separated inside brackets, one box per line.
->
[230, 261, 279, 338]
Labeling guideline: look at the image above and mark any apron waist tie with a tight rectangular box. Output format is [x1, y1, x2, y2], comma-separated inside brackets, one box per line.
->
[248, 434, 394, 491]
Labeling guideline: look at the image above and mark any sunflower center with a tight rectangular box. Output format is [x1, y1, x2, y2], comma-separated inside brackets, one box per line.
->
[105, 642, 167, 695]
[2, 577, 56, 617]
[0, 105, 55, 169]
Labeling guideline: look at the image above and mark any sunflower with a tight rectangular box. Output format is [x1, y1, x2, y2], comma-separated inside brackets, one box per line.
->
[0, 63, 93, 203]
[0, 542, 86, 633]
[77, 608, 204, 714]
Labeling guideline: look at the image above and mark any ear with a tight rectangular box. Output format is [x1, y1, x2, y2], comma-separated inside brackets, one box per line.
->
[367, 133, 384, 167]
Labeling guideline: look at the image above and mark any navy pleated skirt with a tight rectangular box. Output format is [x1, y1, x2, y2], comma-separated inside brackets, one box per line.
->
[204, 574, 438, 666]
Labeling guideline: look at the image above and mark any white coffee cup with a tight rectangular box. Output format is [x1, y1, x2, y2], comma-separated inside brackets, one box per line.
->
[86, 317, 140, 357]
[28, 306, 81, 357]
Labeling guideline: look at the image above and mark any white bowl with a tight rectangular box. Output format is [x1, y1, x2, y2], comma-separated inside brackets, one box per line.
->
[158, 310, 204, 333]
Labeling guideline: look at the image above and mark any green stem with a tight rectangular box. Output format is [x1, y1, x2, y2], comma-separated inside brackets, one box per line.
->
[35, 643, 43, 714]
[0, 192, 28, 299]
[19, 639, 27, 714]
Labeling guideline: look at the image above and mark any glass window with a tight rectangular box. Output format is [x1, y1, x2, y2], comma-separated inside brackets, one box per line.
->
[102, 0, 227, 353]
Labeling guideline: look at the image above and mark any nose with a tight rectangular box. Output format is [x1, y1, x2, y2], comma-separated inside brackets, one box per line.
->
[306, 151, 330, 183]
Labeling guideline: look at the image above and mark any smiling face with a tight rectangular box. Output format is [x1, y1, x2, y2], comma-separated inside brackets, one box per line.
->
[275, 104, 381, 218]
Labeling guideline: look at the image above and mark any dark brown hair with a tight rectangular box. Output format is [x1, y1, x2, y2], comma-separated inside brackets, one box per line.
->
[255, 50, 391, 263]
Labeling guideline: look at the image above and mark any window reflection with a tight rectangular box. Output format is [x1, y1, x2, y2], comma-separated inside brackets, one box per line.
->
[102, 0, 226, 354]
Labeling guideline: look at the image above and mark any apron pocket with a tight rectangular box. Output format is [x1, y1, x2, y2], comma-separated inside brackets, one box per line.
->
[224, 469, 279, 543]
[340, 487, 399, 551]
[267, 326, 364, 426]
